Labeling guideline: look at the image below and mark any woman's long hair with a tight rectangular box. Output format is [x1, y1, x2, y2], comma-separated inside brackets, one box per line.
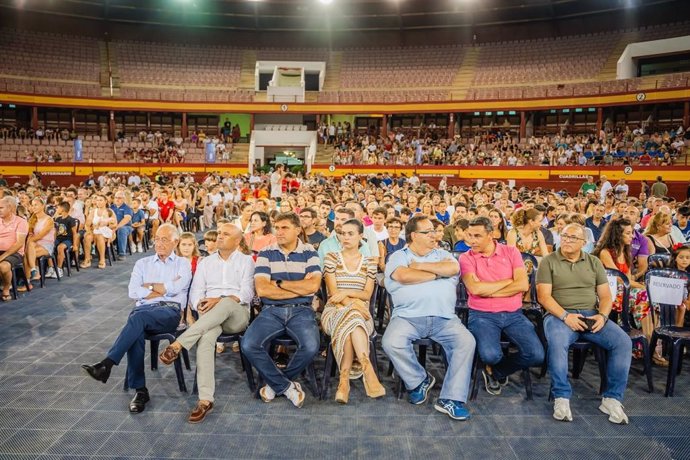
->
[593, 218, 632, 268]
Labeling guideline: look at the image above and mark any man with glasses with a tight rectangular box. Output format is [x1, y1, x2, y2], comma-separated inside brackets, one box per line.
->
[299, 207, 326, 249]
[382, 215, 475, 421]
[460, 217, 544, 396]
[81, 224, 192, 413]
[110, 192, 133, 260]
[536, 223, 632, 424]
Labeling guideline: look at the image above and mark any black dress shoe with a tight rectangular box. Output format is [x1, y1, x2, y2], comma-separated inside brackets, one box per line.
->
[129, 391, 150, 413]
[81, 362, 111, 383]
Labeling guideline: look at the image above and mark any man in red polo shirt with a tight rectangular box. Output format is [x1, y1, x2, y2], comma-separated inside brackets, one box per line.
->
[459, 216, 544, 396]
[0, 196, 28, 301]
[157, 189, 175, 225]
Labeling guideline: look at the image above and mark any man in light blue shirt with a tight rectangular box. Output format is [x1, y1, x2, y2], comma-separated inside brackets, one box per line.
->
[317, 207, 371, 267]
[81, 223, 192, 414]
[382, 215, 475, 421]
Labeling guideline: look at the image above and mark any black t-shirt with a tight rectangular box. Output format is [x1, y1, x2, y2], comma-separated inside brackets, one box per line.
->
[55, 216, 78, 243]
[306, 230, 327, 248]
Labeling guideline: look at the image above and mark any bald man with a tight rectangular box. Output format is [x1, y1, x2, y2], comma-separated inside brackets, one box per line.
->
[160, 223, 255, 423]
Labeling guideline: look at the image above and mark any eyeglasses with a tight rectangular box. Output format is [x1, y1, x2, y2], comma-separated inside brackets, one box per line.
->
[560, 234, 585, 242]
[415, 229, 436, 235]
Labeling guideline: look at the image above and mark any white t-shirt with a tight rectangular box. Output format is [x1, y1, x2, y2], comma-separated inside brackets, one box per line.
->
[144, 199, 159, 220]
[270, 171, 282, 198]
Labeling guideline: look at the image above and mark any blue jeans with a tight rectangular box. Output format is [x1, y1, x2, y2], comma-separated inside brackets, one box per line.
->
[544, 309, 632, 401]
[382, 316, 475, 402]
[240, 305, 320, 395]
[115, 226, 133, 255]
[468, 309, 545, 379]
[106, 302, 180, 390]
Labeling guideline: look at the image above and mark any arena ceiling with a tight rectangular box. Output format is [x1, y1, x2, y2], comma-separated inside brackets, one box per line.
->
[0, 0, 685, 32]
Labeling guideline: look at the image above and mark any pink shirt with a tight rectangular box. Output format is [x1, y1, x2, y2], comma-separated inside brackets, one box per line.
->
[0, 215, 29, 256]
[459, 243, 524, 313]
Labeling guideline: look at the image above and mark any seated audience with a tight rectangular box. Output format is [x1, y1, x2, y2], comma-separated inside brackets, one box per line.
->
[536, 223, 632, 424]
[241, 212, 322, 408]
[81, 224, 192, 413]
[461, 217, 544, 395]
[382, 215, 475, 421]
[321, 219, 385, 404]
[81, 194, 117, 269]
[19, 197, 55, 292]
[159, 224, 254, 423]
[0, 196, 28, 301]
[51, 201, 79, 279]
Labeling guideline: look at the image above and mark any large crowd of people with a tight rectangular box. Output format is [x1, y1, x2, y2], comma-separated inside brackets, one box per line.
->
[323, 124, 688, 167]
[3, 162, 689, 426]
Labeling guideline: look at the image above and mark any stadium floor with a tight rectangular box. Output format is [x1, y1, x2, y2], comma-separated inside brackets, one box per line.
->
[0, 252, 689, 460]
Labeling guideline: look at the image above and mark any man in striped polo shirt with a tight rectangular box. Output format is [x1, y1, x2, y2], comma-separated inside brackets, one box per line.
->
[241, 212, 322, 408]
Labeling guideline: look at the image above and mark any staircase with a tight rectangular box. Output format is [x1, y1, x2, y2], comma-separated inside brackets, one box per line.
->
[314, 144, 334, 164]
[231, 143, 250, 165]
[238, 50, 257, 90]
[99, 41, 120, 97]
[322, 51, 342, 92]
[450, 47, 480, 100]
[597, 31, 638, 81]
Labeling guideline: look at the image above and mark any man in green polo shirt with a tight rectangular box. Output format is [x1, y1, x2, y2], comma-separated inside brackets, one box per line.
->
[579, 176, 597, 196]
[536, 223, 632, 425]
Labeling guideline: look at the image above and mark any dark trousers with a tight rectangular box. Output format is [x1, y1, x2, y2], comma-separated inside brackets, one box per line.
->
[106, 302, 180, 390]
[241, 305, 320, 394]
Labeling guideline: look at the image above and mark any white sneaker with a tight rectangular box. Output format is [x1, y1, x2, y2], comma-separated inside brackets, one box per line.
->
[553, 398, 573, 422]
[259, 385, 276, 403]
[137, 243, 143, 253]
[56, 268, 63, 278]
[599, 397, 629, 424]
[130, 242, 137, 254]
[283, 382, 305, 408]
[45, 267, 56, 279]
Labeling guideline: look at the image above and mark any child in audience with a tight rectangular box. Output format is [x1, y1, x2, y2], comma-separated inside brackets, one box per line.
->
[453, 219, 471, 253]
[177, 232, 201, 275]
[51, 201, 79, 279]
[670, 243, 690, 326]
[130, 198, 146, 253]
[202, 230, 217, 254]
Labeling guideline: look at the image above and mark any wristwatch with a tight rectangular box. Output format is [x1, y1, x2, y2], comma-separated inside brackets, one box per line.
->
[148, 285, 154, 291]
[276, 279, 284, 289]
[559, 311, 569, 321]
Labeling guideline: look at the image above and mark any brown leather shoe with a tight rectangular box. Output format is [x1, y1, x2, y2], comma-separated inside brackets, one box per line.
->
[159, 344, 181, 366]
[188, 401, 214, 424]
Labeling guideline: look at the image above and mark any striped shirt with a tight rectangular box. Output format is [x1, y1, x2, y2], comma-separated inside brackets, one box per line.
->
[255, 240, 322, 306]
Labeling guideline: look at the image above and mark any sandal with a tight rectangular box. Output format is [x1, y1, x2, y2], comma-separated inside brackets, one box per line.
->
[80, 260, 92, 269]
[1, 293, 12, 301]
[652, 354, 669, 367]
[17, 283, 32, 293]
[98, 261, 106, 269]
[215, 343, 225, 354]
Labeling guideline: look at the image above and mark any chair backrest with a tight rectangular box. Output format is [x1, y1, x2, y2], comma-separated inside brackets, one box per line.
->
[645, 268, 689, 327]
[648, 253, 671, 269]
[605, 268, 632, 331]
[521, 252, 539, 307]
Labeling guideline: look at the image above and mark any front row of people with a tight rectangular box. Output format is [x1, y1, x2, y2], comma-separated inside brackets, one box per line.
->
[82, 213, 634, 426]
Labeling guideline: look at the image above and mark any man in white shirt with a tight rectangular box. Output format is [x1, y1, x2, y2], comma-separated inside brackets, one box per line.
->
[599, 175, 612, 204]
[159, 223, 254, 423]
[270, 164, 285, 200]
[139, 189, 159, 238]
[128, 172, 141, 186]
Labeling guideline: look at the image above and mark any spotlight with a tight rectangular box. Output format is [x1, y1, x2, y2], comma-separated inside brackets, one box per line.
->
[319, 0, 333, 4]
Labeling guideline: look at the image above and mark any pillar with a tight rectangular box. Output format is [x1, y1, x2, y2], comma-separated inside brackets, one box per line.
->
[71, 110, 76, 132]
[181, 112, 188, 138]
[683, 101, 689, 129]
[31, 106, 38, 130]
[596, 107, 603, 134]
[250, 113, 255, 133]
[109, 111, 116, 142]
[382, 114, 388, 138]
[448, 113, 455, 138]
[519, 111, 526, 140]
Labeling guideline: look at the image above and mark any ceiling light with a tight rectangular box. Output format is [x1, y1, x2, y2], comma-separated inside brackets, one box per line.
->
[319, 0, 333, 4]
